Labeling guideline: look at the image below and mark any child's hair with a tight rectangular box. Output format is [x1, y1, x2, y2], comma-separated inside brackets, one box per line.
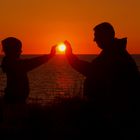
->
[1, 37, 22, 55]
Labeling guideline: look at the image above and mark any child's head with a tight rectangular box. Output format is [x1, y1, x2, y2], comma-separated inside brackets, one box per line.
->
[1, 37, 22, 58]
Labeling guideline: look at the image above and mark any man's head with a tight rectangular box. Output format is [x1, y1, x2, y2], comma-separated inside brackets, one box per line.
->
[93, 22, 115, 49]
[2, 37, 22, 58]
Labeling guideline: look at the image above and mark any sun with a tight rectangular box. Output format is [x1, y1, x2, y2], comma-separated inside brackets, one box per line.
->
[57, 43, 66, 53]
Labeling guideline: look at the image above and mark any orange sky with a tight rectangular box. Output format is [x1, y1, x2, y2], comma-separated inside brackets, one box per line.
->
[0, 0, 140, 54]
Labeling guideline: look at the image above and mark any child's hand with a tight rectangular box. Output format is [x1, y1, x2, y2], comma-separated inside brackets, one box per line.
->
[50, 45, 56, 57]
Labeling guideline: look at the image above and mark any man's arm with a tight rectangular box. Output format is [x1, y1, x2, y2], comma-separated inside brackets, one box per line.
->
[67, 54, 91, 76]
[65, 41, 91, 77]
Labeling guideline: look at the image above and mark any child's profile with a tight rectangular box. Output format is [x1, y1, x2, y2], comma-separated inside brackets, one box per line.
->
[1, 37, 56, 104]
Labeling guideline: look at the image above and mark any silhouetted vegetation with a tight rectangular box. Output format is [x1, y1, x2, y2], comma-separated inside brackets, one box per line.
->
[0, 96, 138, 139]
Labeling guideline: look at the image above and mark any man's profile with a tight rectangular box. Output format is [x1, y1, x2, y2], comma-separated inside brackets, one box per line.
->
[64, 22, 140, 123]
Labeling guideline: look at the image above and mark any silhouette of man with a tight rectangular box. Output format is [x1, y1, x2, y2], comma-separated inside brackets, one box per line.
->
[1, 37, 56, 104]
[64, 22, 140, 123]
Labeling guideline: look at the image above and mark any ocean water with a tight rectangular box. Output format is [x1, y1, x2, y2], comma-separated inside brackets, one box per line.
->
[0, 54, 140, 105]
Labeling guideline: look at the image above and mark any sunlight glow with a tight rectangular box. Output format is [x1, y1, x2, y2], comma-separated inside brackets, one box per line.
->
[57, 43, 66, 53]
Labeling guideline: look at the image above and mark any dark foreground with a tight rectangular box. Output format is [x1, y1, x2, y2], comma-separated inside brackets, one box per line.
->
[0, 97, 138, 140]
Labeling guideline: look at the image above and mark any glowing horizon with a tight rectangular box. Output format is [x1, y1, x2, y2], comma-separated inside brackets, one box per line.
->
[0, 0, 140, 54]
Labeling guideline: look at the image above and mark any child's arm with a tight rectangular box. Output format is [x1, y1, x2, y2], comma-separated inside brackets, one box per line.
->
[21, 45, 56, 71]
[65, 41, 91, 77]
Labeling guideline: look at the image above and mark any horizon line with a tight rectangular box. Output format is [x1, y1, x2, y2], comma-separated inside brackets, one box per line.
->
[0, 53, 140, 56]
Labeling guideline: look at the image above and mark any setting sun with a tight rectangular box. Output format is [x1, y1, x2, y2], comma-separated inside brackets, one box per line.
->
[57, 43, 66, 53]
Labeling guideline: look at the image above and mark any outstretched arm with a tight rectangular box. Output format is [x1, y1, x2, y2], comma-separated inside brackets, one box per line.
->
[64, 41, 91, 77]
[21, 45, 56, 71]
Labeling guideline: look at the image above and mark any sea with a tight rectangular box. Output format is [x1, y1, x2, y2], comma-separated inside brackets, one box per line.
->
[0, 54, 140, 105]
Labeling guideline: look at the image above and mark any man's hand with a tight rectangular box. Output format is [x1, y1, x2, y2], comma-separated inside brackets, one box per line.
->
[64, 40, 73, 56]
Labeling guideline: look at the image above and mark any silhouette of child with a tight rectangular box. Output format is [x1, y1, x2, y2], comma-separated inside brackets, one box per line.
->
[1, 37, 56, 104]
